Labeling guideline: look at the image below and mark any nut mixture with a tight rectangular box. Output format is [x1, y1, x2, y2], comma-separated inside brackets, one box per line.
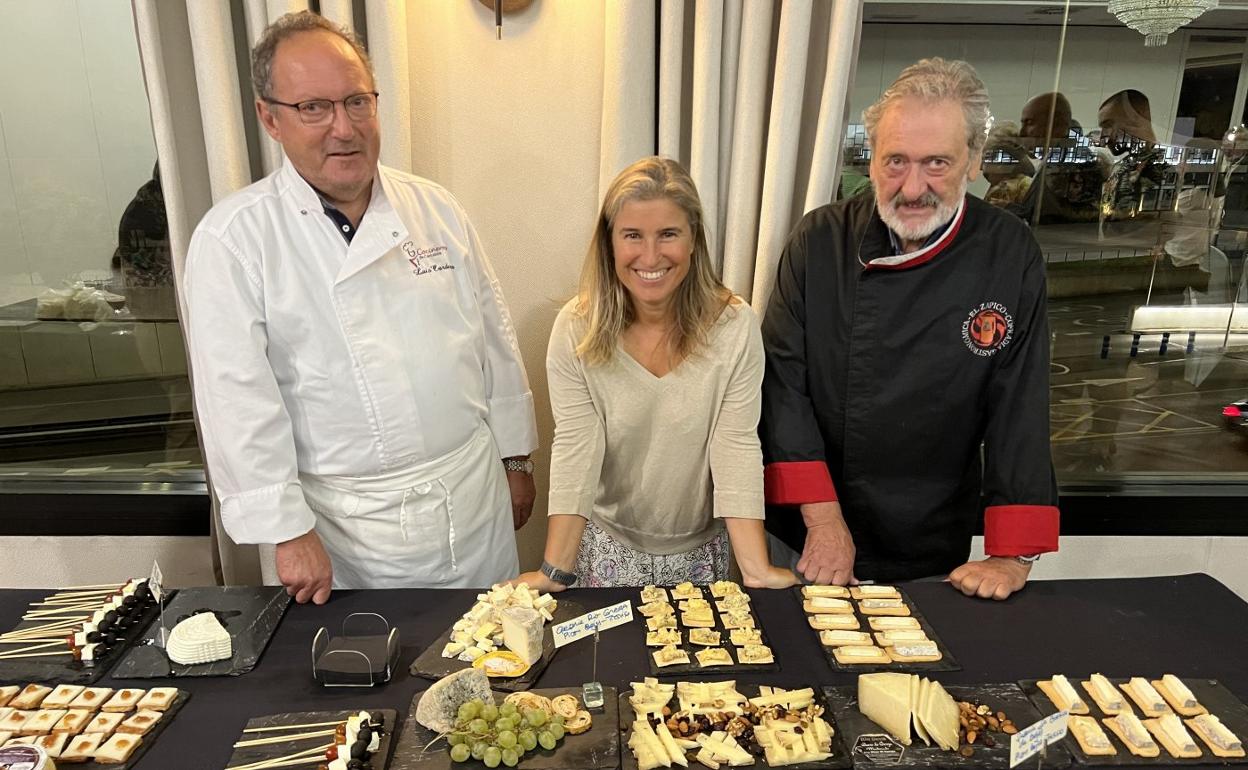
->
[955, 700, 1017, 758]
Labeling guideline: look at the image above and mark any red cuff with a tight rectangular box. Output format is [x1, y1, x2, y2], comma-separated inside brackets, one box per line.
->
[983, 504, 1060, 556]
[764, 461, 838, 505]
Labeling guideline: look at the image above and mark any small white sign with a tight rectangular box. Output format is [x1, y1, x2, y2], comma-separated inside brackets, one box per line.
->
[149, 561, 164, 601]
[1010, 710, 1068, 768]
[551, 600, 633, 648]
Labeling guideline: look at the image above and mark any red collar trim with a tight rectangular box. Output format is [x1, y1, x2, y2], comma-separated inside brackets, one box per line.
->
[865, 198, 966, 271]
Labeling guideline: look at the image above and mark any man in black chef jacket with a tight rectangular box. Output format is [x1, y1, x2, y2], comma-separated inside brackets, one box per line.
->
[760, 58, 1059, 600]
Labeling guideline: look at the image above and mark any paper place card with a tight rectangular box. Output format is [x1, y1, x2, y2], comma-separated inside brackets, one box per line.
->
[1010, 710, 1069, 767]
[551, 600, 633, 647]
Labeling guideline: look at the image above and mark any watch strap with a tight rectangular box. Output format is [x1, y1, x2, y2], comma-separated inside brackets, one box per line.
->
[540, 560, 577, 586]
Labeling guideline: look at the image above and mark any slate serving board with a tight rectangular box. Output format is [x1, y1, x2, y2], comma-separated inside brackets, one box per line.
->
[642, 587, 780, 677]
[794, 587, 963, 674]
[619, 683, 852, 769]
[825, 681, 1073, 769]
[1020, 677, 1248, 765]
[410, 601, 585, 692]
[0, 590, 174, 685]
[227, 708, 398, 770]
[111, 586, 290, 679]
[390, 686, 620, 770]
[34, 687, 191, 770]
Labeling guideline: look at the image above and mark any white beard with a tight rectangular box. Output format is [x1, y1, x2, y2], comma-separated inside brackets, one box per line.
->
[876, 177, 967, 246]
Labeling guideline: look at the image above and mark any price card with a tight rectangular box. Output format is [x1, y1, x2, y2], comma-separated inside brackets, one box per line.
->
[852, 734, 906, 764]
[150, 560, 166, 647]
[1010, 710, 1069, 767]
[551, 600, 633, 647]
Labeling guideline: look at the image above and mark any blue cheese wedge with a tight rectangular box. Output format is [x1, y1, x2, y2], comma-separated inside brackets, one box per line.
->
[415, 669, 493, 732]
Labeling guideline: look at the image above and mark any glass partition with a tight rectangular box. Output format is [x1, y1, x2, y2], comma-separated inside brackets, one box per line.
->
[0, 1, 202, 488]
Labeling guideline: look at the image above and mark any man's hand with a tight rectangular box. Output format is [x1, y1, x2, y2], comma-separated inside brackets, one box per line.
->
[505, 469, 536, 530]
[797, 501, 858, 585]
[513, 570, 566, 593]
[947, 556, 1031, 600]
[275, 529, 333, 605]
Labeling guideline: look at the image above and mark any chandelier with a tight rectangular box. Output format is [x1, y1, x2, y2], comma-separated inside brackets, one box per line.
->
[1107, 0, 1218, 46]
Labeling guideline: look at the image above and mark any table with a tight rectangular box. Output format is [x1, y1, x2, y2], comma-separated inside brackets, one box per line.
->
[2, 573, 1245, 770]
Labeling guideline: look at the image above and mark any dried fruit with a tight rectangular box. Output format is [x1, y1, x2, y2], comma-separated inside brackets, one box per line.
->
[960, 746, 975, 757]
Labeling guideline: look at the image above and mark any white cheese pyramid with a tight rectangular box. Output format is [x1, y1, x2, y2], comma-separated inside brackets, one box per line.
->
[167, 612, 232, 665]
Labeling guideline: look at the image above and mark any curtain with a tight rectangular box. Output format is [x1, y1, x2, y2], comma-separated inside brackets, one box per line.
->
[599, 0, 864, 312]
[131, 0, 414, 585]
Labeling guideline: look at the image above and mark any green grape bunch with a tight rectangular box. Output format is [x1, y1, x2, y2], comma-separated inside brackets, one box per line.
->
[446, 697, 571, 767]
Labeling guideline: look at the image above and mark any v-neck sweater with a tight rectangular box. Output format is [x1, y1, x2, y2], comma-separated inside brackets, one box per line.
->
[546, 297, 766, 554]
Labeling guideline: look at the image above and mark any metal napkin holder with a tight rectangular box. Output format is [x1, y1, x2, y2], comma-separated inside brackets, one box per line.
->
[311, 612, 400, 687]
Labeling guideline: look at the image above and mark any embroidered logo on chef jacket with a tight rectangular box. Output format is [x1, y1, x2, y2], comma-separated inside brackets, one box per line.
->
[961, 302, 1014, 356]
[402, 241, 455, 276]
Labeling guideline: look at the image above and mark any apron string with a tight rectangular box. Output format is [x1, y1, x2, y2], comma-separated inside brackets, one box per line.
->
[438, 478, 458, 571]
[399, 488, 411, 542]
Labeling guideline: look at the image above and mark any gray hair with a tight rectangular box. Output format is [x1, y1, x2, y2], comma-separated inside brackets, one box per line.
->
[863, 58, 992, 154]
[250, 11, 374, 99]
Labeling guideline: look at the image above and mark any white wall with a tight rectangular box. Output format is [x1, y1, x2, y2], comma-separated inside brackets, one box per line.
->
[0, 0, 158, 306]
[405, 0, 607, 571]
[854, 24, 1188, 144]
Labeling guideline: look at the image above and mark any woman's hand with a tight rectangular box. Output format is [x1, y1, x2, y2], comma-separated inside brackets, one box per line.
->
[741, 565, 800, 590]
[513, 570, 567, 593]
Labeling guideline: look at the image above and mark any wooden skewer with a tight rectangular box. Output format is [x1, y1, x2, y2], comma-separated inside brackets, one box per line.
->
[228, 757, 324, 770]
[22, 612, 90, 621]
[242, 720, 346, 734]
[1, 620, 84, 639]
[225, 742, 333, 770]
[0, 650, 72, 660]
[56, 582, 126, 590]
[0, 641, 63, 657]
[233, 728, 335, 748]
[0, 637, 65, 644]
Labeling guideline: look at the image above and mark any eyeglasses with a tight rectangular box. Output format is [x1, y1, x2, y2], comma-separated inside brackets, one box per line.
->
[263, 91, 379, 126]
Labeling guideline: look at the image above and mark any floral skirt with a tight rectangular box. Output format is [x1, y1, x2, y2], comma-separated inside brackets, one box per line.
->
[574, 519, 730, 587]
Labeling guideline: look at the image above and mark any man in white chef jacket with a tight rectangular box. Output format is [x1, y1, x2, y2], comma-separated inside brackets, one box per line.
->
[182, 12, 538, 602]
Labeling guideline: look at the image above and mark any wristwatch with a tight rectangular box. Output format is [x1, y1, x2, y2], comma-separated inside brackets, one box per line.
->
[1014, 554, 1041, 565]
[503, 457, 534, 474]
[540, 560, 578, 586]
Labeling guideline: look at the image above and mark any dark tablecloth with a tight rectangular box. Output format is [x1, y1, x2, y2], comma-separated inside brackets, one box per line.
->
[1, 573, 1245, 770]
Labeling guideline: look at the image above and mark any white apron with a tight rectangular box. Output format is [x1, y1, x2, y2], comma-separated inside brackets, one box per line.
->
[300, 422, 518, 589]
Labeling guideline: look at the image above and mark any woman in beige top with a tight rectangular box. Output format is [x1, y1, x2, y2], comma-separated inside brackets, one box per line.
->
[517, 157, 797, 590]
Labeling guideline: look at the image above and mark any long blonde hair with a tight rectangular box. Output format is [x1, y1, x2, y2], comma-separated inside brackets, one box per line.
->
[575, 156, 730, 366]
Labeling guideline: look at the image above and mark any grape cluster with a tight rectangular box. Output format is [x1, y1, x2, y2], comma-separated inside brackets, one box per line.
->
[446, 698, 568, 767]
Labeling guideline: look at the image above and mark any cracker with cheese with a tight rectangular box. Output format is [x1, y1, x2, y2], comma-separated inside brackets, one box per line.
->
[1069, 715, 1117, 756]
[1081, 673, 1131, 715]
[671, 582, 702, 600]
[1144, 713, 1202, 759]
[709, 580, 742, 598]
[737, 644, 774, 665]
[1103, 712, 1160, 757]
[638, 599, 675, 618]
[645, 614, 677, 632]
[645, 628, 681, 647]
[1186, 714, 1244, 758]
[1155, 674, 1207, 717]
[874, 629, 929, 647]
[833, 645, 890, 665]
[639, 585, 668, 604]
[801, 585, 849, 599]
[868, 616, 921, 632]
[680, 608, 716, 628]
[808, 613, 859, 631]
[729, 628, 762, 646]
[695, 648, 734, 667]
[857, 598, 911, 616]
[652, 644, 690, 668]
[851, 585, 901, 600]
[818, 629, 871, 647]
[1037, 674, 1091, 714]
[1123, 677, 1171, 718]
[688, 628, 722, 647]
[887, 641, 942, 663]
[719, 611, 755, 630]
[802, 597, 853, 614]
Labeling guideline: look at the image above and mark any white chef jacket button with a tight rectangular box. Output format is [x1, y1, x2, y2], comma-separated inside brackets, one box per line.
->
[392, 231, 399, 237]
[415, 482, 432, 495]
[300, 209, 308, 215]
[342, 224, 350, 232]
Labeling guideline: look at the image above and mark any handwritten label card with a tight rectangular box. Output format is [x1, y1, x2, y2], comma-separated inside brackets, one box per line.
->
[1010, 710, 1068, 767]
[552, 600, 633, 647]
